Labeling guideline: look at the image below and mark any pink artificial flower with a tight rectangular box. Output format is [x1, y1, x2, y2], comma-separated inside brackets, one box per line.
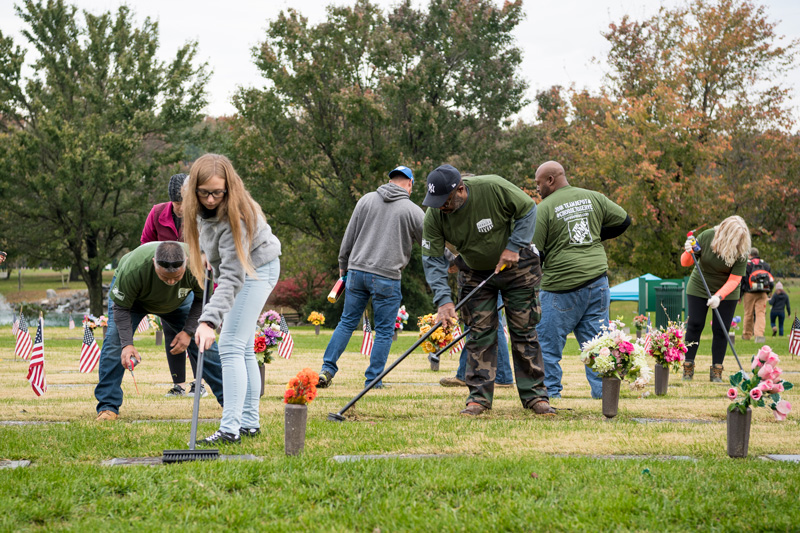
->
[675, 330, 683, 339]
[776, 400, 792, 415]
[599, 347, 611, 358]
[727, 388, 738, 400]
[751, 356, 763, 370]
[757, 346, 771, 362]
[766, 352, 780, 367]
[770, 367, 783, 381]
[618, 341, 634, 354]
[758, 380, 774, 393]
[750, 388, 763, 401]
[770, 382, 785, 394]
[758, 364, 774, 380]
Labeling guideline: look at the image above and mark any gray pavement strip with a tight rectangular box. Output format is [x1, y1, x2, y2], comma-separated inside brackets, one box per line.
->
[553, 454, 697, 461]
[633, 417, 723, 425]
[333, 454, 458, 462]
[48, 384, 94, 388]
[57, 370, 80, 374]
[763, 455, 800, 463]
[0, 460, 31, 469]
[0, 420, 68, 426]
[103, 454, 261, 466]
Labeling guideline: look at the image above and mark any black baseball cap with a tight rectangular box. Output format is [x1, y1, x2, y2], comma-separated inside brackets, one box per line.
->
[422, 164, 461, 208]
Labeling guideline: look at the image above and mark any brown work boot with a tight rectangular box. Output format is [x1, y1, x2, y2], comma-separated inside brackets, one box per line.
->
[440, 376, 466, 387]
[460, 402, 489, 416]
[529, 399, 557, 416]
[710, 364, 724, 383]
[682, 361, 695, 381]
[96, 410, 118, 421]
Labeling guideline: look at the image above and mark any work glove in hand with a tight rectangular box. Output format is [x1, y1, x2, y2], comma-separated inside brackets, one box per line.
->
[684, 238, 695, 254]
[707, 295, 721, 309]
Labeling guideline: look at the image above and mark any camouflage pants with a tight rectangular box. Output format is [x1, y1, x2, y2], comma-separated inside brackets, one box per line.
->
[458, 246, 547, 409]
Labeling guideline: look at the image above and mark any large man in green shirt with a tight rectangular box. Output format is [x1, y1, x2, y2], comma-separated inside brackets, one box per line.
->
[421, 164, 554, 416]
[533, 161, 630, 399]
[94, 241, 224, 420]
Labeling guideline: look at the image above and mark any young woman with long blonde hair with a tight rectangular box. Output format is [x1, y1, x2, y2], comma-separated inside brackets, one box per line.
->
[183, 153, 281, 444]
[680, 215, 750, 382]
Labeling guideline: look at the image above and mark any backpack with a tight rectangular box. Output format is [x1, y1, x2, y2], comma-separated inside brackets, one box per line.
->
[748, 269, 774, 293]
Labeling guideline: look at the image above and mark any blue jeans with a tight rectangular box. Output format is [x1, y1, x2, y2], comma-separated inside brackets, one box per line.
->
[457, 304, 513, 384]
[537, 276, 608, 399]
[218, 259, 280, 434]
[321, 270, 401, 387]
[95, 277, 224, 414]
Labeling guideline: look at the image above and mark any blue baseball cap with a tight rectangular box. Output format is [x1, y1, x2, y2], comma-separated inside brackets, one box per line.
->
[388, 165, 414, 184]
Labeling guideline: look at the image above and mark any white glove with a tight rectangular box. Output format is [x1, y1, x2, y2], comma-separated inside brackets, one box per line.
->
[707, 295, 721, 309]
[684, 238, 694, 254]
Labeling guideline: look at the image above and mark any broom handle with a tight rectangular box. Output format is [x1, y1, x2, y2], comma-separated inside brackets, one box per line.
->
[189, 268, 214, 450]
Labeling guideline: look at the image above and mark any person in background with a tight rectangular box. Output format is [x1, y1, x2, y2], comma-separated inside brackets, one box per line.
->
[681, 216, 750, 382]
[740, 247, 773, 344]
[141, 173, 206, 398]
[769, 282, 791, 337]
[185, 153, 281, 445]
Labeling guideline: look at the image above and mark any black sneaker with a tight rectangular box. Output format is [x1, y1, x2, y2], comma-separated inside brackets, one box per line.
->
[198, 430, 240, 446]
[187, 381, 207, 398]
[239, 427, 261, 438]
[318, 370, 334, 388]
[164, 384, 185, 397]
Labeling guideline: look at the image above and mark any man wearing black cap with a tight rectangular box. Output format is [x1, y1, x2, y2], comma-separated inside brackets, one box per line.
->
[140, 173, 206, 398]
[421, 164, 554, 416]
[316, 165, 424, 389]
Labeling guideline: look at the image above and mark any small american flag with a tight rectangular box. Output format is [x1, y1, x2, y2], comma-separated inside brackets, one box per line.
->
[15, 313, 33, 360]
[642, 332, 652, 353]
[789, 315, 800, 357]
[136, 316, 150, 334]
[79, 324, 101, 373]
[11, 315, 19, 335]
[360, 315, 374, 356]
[277, 314, 294, 359]
[68, 316, 75, 330]
[26, 317, 47, 396]
[450, 322, 465, 354]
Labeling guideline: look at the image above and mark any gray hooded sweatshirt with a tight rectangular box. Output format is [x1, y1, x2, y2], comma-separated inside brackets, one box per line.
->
[339, 182, 424, 280]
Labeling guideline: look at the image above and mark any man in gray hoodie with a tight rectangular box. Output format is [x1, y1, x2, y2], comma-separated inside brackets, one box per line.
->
[317, 165, 424, 389]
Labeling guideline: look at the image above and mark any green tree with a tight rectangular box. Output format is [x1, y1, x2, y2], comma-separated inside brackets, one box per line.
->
[230, 0, 527, 314]
[0, 0, 208, 314]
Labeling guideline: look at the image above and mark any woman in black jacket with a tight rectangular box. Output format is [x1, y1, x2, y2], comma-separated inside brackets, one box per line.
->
[769, 282, 791, 336]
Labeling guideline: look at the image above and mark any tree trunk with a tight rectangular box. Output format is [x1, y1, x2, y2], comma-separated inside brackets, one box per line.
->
[69, 266, 82, 282]
[86, 267, 104, 316]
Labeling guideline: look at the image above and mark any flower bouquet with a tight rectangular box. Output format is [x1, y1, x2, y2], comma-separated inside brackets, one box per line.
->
[580, 320, 651, 389]
[307, 311, 325, 327]
[725, 345, 793, 457]
[82, 314, 108, 330]
[284, 368, 319, 456]
[147, 314, 161, 331]
[417, 313, 455, 354]
[395, 305, 409, 331]
[633, 314, 648, 331]
[644, 321, 689, 373]
[254, 310, 283, 365]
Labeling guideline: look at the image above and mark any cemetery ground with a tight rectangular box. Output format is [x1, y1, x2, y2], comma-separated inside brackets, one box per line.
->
[0, 271, 799, 530]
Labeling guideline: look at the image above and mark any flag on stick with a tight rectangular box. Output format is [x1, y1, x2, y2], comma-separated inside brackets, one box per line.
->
[11, 315, 19, 335]
[642, 332, 652, 353]
[79, 324, 101, 373]
[360, 315, 374, 356]
[68, 316, 75, 330]
[15, 313, 33, 360]
[26, 316, 47, 396]
[277, 314, 294, 359]
[136, 316, 150, 334]
[450, 322, 465, 355]
[789, 315, 800, 358]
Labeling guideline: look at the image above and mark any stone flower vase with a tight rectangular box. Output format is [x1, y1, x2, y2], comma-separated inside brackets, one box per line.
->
[428, 354, 440, 371]
[284, 403, 308, 456]
[315, 325, 320, 336]
[636, 329, 642, 339]
[155, 330, 163, 346]
[392, 330, 398, 341]
[602, 376, 621, 418]
[258, 363, 266, 397]
[727, 407, 752, 458]
[102, 326, 108, 337]
[728, 332, 735, 346]
[654, 363, 669, 396]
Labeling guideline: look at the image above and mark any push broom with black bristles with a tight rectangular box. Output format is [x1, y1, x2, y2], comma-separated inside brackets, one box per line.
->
[163, 268, 220, 463]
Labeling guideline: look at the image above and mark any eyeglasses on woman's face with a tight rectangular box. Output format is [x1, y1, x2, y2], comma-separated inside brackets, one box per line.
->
[196, 189, 227, 199]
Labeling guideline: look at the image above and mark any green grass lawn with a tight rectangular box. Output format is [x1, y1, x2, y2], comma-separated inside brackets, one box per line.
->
[1, 322, 799, 531]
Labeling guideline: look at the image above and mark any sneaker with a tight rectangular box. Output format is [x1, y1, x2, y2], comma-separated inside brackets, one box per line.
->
[460, 402, 489, 416]
[529, 399, 556, 416]
[198, 430, 240, 446]
[96, 410, 118, 421]
[239, 427, 261, 438]
[439, 376, 466, 387]
[187, 381, 207, 398]
[318, 370, 334, 388]
[165, 384, 186, 397]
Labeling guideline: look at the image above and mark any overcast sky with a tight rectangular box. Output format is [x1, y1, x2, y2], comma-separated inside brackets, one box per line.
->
[2, 0, 799, 123]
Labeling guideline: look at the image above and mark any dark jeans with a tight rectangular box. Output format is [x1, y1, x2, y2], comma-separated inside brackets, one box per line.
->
[95, 277, 224, 414]
[164, 293, 200, 384]
[685, 294, 737, 366]
[770, 310, 786, 336]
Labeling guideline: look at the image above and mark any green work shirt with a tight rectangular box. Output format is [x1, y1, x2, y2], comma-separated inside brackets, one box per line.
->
[533, 186, 628, 291]
[109, 242, 201, 314]
[687, 229, 746, 300]
[422, 175, 536, 271]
